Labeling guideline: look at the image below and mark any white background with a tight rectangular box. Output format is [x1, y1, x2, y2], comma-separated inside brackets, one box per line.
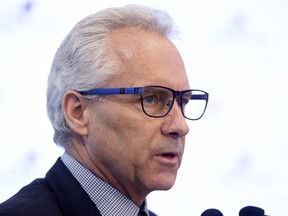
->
[0, 0, 287, 215]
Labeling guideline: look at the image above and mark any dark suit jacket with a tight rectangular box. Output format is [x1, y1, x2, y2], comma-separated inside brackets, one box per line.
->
[0, 158, 157, 216]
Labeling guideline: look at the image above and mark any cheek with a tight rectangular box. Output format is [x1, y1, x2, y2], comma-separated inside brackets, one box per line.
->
[88, 104, 156, 160]
[94, 102, 157, 146]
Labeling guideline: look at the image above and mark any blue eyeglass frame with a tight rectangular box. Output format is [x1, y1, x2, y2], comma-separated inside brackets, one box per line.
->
[78, 86, 209, 120]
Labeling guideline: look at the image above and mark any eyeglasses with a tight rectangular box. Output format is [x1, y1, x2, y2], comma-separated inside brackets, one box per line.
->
[79, 86, 209, 120]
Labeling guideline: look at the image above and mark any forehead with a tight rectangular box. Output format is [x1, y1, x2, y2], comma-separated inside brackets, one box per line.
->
[107, 28, 190, 90]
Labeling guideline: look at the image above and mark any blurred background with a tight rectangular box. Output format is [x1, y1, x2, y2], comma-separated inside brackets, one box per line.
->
[0, 0, 287, 215]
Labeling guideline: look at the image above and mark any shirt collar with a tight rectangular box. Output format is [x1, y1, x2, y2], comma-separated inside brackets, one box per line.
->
[61, 152, 150, 216]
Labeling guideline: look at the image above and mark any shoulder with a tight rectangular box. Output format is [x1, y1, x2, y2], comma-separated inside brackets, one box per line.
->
[0, 178, 62, 216]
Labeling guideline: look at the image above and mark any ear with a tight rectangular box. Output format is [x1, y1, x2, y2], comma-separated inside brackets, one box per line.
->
[62, 91, 89, 136]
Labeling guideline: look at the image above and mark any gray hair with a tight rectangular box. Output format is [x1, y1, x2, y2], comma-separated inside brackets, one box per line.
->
[47, 4, 177, 147]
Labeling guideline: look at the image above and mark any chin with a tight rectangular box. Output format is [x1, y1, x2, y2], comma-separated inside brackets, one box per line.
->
[149, 173, 177, 191]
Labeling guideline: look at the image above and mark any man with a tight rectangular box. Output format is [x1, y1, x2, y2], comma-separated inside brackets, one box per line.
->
[0, 4, 208, 216]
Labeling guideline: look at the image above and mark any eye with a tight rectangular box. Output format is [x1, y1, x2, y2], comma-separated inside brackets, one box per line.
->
[142, 87, 172, 109]
[181, 92, 192, 106]
[182, 97, 190, 106]
[143, 95, 156, 105]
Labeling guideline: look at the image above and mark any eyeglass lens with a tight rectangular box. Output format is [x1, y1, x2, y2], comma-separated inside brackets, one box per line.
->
[183, 90, 207, 120]
[141, 87, 207, 120]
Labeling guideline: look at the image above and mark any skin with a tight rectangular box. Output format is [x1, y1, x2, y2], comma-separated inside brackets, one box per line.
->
[62, 28, 190, 206]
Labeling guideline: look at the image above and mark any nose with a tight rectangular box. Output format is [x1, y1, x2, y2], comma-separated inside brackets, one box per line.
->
[161, 102, 190, 138]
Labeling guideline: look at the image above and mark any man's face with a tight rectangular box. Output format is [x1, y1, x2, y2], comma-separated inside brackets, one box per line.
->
[85, 28, 190, 204]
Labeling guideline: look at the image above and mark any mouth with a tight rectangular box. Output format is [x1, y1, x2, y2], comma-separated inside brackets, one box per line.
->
[160, 153, 177, 158]
[156, 151, 179, 165]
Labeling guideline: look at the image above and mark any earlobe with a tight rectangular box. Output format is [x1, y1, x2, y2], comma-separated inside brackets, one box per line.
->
[62, 91, 89, 136]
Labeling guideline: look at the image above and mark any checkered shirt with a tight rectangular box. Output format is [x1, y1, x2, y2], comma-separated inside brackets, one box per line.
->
[61, 152, 150, 216]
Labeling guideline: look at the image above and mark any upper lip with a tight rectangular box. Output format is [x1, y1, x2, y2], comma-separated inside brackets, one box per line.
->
[154, 141, 183, 158]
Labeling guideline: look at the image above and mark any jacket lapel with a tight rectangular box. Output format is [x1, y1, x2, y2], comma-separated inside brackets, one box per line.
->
[46, 158, 102, 216]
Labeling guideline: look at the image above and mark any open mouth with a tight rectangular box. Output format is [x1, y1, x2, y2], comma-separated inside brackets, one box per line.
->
[156, 152, 179, 166]
[161, 153, 176, 158]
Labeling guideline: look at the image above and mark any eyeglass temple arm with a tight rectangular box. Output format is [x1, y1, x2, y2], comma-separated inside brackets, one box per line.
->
[79, 87, 141, 95]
